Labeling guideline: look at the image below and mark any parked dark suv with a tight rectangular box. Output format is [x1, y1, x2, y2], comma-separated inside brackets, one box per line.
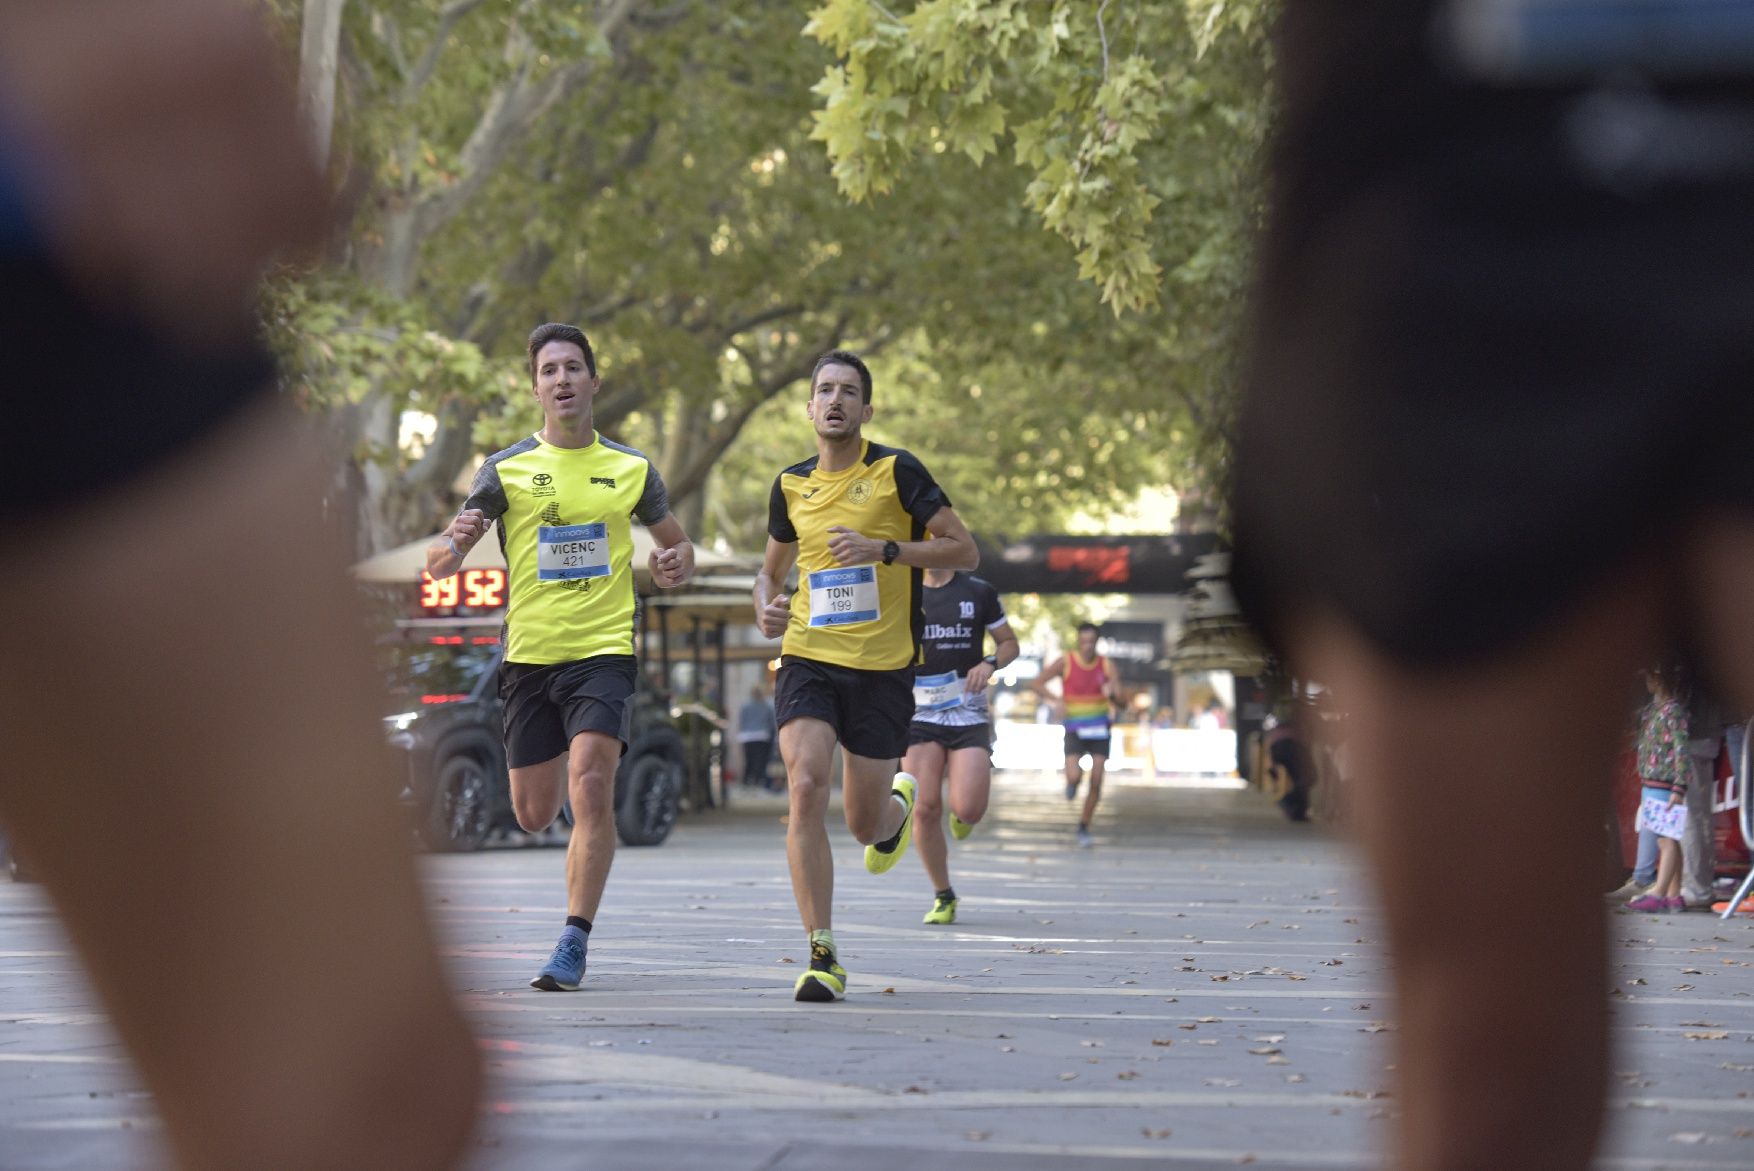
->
[382, 637, 685, 851]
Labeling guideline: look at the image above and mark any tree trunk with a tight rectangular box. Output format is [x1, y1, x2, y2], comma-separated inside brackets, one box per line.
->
[298, 0, 347, 169]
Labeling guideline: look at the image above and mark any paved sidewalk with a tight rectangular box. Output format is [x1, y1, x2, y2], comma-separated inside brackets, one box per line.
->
[2, 771, 1751, 1169]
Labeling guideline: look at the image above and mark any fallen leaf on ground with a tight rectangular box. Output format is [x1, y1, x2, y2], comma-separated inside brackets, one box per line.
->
[1205, 1077, 1242, 1087]
[1142, 1128, 1173, 1139]
[1684, 1031, 1730, 1041]
[1059, 1072, 1078, 1081]
[779, 957, 796, 964]
[1118, 1070, 1141, 1080]
[1151, 1038, 1174, 1047]
[1249, 1047, 1282, 1056]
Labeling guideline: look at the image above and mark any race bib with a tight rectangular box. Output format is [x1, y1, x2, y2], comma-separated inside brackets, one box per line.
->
[913, 671, 964, 713]
[537, 522, 611, 581]
[1075, 722, 1111, 740]
[807, 565, 879, 628]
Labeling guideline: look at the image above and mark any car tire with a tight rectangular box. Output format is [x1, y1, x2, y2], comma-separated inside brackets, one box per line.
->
[615, 733, 683, 847]
[421, 752, 495, 852]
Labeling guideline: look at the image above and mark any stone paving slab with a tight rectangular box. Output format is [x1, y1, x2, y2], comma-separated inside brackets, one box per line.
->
[2, 771, 1751, 1169]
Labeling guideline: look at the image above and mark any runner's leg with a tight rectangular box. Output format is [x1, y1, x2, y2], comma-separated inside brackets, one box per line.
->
[843, 749, 908, 844]
[947, 745, 992, 827]
[565, 730, 622, 920]
[782, 717, 839, 930]
[907, 740, 952, 892]
[1079, 753, 1106, 827]
[509, 757, 568, 833]
[1286, 571, 1662, 1171]
[0, 407, 481, 1170]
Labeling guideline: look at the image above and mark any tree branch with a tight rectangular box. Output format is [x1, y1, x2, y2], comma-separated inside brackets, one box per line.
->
[1096, 0, 1113, 83]
[413, 0, 645, 240]
[404, 0, 492, 103]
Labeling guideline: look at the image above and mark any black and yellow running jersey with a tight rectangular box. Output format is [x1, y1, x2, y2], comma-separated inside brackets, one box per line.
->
[464, 433, 670, 665]
[767, 440, 951, 672]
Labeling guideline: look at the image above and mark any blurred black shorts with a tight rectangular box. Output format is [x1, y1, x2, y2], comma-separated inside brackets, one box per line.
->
[907, 720, 993, 754]
[1231, 1, 1754, 667]
[2, 251, 269, 511]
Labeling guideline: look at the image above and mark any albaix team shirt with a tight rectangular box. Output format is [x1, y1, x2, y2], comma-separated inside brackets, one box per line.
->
[913, 573, 1007, 728]
[768, 439, 951, 672]
[1062, 652, 1114, 740]
[464, 432, 670, 665]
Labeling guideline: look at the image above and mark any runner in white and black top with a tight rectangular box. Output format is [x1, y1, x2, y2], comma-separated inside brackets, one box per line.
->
[904, 569, 1019, 925]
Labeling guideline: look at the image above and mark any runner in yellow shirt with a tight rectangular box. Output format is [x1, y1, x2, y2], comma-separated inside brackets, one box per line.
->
[429, 322, 695, 991]
[753, 349, 978, 1001]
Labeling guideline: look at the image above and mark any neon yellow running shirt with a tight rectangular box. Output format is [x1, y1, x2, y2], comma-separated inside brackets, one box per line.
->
[463, 432, 670, 665]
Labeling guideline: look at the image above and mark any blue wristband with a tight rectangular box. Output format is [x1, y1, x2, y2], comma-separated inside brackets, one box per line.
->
[447, 537, 462, 559]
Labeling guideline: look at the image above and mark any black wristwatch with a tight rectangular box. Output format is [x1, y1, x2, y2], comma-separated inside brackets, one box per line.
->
[982, 654, 998, 667]
[881, 540, 900, 566]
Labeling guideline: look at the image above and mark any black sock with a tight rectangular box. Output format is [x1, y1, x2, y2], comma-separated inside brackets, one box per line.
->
[936, 887, 956, 902]
[873, 794, 909, 853]
[566, 916, 592, 934]
[1077, 823, 1089, 832]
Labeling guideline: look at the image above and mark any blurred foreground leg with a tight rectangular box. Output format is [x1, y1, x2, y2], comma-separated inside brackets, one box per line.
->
[0, 403, 480, 1170]
[1292, 575, 1661, 1171]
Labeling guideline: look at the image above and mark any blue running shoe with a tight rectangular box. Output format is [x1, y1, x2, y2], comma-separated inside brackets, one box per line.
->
[531, 926, 587, 991]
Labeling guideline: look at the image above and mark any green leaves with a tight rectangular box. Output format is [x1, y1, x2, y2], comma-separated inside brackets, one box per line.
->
[805, 0, 1272, 315]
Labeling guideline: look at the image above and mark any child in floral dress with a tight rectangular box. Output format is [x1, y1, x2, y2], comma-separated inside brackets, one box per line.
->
[1629, 668, 1690, 913]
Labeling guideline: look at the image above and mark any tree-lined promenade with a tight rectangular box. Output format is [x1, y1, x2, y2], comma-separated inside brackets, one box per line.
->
[265, 0, 1271, 557]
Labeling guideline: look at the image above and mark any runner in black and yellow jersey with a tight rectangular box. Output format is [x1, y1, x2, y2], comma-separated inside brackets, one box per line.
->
[907, 570, 1019, 925]
[754, 350, 979, 1002]
[428, 322, 695, 992]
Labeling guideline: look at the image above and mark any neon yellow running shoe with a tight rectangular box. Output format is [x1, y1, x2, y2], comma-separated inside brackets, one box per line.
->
[949, 812, 973, 841]
[793, 941, 847, 1002]
[922, 895, 958, 925]
[864, 774, 917, 875]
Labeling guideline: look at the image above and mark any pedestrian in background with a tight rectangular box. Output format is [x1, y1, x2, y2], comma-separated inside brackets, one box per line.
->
[738, 684, 779, 790]
[1627, 667, 1691, 912]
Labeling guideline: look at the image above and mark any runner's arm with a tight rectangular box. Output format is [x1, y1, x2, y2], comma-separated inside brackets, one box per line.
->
[965, 620, 1020, 694]
[646, 512, 695, 590]
[429, 461, 507, 580]
[825, 505, 979, 571]
[754, 537, 798, 639]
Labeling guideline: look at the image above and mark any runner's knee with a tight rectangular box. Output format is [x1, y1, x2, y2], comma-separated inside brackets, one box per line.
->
[567, 763, 615, 821]
[511, 790, 562, 833]
[914, 785, 944, 820]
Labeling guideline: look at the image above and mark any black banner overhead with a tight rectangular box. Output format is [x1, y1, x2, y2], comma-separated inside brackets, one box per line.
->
[970, 532, 1221, 595]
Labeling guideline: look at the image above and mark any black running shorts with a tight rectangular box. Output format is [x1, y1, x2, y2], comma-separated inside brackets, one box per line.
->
[774, 655, 913, 761]
[907, 720, 993, 754]
[4, 252, 270, 513]
[1064, 729, 1110, 759]
[499, 656, 636, 768]
[1231, 1, 1754, 668]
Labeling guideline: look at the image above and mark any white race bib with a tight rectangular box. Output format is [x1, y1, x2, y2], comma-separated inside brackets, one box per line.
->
[912, 671, 964, 713]
[1076, 722, 1111, 740]
[537, 522, 611, 581]
[807, 565, 880, 628]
